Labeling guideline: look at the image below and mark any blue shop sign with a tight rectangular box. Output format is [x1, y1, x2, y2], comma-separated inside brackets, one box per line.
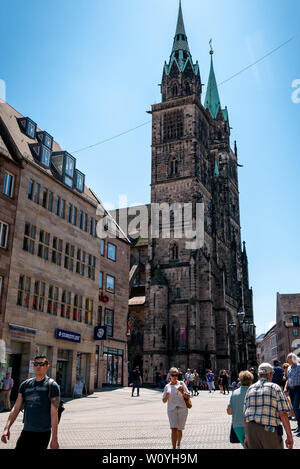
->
[55, 329, 81, 343]
[94, 326, 107, 341]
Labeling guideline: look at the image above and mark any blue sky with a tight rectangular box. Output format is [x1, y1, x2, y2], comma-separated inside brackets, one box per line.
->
[1, 0, 299, 335]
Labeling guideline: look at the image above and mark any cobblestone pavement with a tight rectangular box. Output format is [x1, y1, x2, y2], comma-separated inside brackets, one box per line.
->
[0, 388, 299, 450]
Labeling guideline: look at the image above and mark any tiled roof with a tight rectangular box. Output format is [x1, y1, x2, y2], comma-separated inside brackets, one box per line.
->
[0, 102, 98, 206]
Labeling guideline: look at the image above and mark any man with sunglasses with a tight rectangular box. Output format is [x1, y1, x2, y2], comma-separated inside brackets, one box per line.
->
[1, 355, 60, 450]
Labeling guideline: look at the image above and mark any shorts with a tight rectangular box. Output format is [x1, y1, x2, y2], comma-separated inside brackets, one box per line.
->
[15, 430, 52, 450]
[167, 406, 188, 430]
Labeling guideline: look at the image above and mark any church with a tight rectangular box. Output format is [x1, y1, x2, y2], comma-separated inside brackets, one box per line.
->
[115, 1, 256, 384]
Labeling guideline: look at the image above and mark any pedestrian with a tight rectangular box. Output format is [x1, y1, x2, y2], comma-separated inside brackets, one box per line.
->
[227, 370, 254, 448]
[162, 367, 190, 449]
[129, 365, 142, 397]
[192, 370, 199, 396]
[184, 369, 193, 395]
[1, 373, 14, 412]
[220, 370, 230, 395]
[1, 355, 60, 450]
[206, 370, 215, 393]
[249, 367, 258, 383]
[284, 353, 300, 435]
[272, 360, 284, 388]
[244, 362, 293, 450]
[177, 368, 183, 381]
[218, 372, 223, 393]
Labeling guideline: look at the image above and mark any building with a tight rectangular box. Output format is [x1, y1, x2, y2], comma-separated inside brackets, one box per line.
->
[113, 2, 256, 383]
[256, 333, 266, 365]
[276, 293, 300, 363]
[0, 102, 129, 397]
[258, 325, 277, 364]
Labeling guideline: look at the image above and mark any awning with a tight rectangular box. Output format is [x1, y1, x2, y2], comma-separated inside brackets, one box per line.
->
[128, 296, 146, 306]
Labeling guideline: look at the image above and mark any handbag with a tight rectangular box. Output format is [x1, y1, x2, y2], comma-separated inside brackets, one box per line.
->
[180, 382, 192, 409]
[230, 425, 240, 444]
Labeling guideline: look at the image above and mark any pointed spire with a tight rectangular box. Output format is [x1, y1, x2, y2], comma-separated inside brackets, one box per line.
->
[172, 0, 190, 54]
[204, 42, 221, 119]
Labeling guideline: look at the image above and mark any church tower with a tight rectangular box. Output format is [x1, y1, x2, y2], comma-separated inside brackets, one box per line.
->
[142, 1, 256, 383]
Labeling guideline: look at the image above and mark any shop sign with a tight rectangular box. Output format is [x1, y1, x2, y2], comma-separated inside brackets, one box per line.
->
[94, 326, 107, 341]
[99, 293, 109, 303]
[55, 329, 81, 343]
[9, 323, 37, 341]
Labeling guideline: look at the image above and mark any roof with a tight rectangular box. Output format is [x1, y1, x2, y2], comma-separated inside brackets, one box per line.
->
[172, 0, 190, 54]
[204, 54, 221, 120]
[129, 296, 146, 306]
[0, 101, 98, 206]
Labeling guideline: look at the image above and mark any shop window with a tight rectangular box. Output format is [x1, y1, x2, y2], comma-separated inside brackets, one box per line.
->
[104, 308, 114, 337]
[76, 248, 86, 276]
[2, 172, 14, 198]
[106, 275, 115, 293]
[0, 221, 9, 249]
[64, 243, 75, 272]
[85, 299, 93, 325]
[17, 275, 31, 308]
[107, 243, 116, 261]
[52, 237, 63, 266]
[23, 222, 36, 254]
[38, 230, 50, 260]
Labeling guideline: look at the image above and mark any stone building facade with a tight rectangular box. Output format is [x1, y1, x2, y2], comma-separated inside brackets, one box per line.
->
[258, 325, 277, 364]
[118, 2, 256, 383]
[0, 102, 129, 397]
[276, 293, 300, 363]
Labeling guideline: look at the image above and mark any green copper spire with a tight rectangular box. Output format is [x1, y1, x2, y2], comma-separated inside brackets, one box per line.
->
[172, 0, 190, 53]
[204, 45, 221, 119]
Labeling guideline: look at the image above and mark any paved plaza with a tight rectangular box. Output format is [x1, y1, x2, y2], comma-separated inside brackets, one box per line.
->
[0, 387, 299, 450]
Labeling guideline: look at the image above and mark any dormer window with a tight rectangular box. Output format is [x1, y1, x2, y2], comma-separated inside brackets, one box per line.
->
[17, 117, 37, 139]
[51, 151, 76, 189]
[36, 131, 53, 150]
[75, 169, 85, 193]
[41, 146, 51, 167]
[29, 143, 52, 169]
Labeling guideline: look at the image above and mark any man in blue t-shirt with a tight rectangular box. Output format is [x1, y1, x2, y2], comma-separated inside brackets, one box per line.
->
[1, 355, 60, 450]
[272, 360, 284, 388]
[206, 370, 215, 393]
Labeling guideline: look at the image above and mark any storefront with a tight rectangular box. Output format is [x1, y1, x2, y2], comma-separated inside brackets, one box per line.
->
[103, 347, 124, 386]
[56, 348, 71, 397]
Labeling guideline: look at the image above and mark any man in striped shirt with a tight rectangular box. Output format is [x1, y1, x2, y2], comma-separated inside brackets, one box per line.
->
[244, 362, 293, 449]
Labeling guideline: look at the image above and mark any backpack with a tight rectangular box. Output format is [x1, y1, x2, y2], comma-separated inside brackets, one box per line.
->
[21, 377, 65, 423]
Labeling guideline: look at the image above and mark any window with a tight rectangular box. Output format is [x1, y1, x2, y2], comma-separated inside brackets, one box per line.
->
[23, 223, 36, 254]
[17, 275, 31, 308]
[55, 196, 60, 216]
[83, 213, 88, 232]
[163, 111, 184, 141]
[38, 230, 50, 260]
[0, 221, 9, 249]
[99, 272, 103, 289]
[2, 172, 14, 197]
[104, 308, 114, 337]
[106, 275, 115, 293]
[26, 119, 36, 138]
[293, 329, 298, 337]
[47, 286, 53, 314]
[28, 179, 34, 200]
[87, 255, 95, 280]
[52, 237, 63, 266]
[48, 192, 53, 212]
[65, 155, 75, 178]
[292, 316, 299, 326]
[61, 290, 66, 317]
[75, 170, 85, 192]
[53, 287, 59, 316]
[42, 188, 48, 208]
[79, 211, 83, 229]
[33, 280, 45, 312]
[176, 288, 181, 298]
[33, 183, 40, 204]
[73, 295, 83, 322]
[60, 199, 65, 219]
[41, 146, 51, 167]
[170, 243, 178, 260]
[101, 240, 105, 256]
[66, 291, 71, 319]
[93, 219, 97, 237]
[107, 243, 116, 261]
[68, 204, 72, 223]
[72, 206, 77, 225]
[0, 276, 2, 298]
[85, 299, 93, 325]
[64, 243, 75, 272]
[89, 218, 93, 235]
[170, 158, 178, 177]
[76, 249, 86, 276]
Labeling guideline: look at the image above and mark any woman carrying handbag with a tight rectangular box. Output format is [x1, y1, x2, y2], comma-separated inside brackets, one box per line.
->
[162, 367, 191, 449]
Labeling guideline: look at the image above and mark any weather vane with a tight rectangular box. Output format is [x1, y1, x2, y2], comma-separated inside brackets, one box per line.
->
[209, 39, 214, 55]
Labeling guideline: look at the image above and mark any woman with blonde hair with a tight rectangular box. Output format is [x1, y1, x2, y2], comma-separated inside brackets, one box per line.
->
[162, 367, 190, 449]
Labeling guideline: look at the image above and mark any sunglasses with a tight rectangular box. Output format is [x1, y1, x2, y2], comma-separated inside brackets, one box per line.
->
[33, 362, 48, 367]
[171, 374, 178, 377]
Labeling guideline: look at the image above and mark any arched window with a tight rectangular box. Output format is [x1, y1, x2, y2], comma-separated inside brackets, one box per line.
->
[170, 158, 178, 177]
[170, 243, 179, 261]
[172, 83, 178, 97]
